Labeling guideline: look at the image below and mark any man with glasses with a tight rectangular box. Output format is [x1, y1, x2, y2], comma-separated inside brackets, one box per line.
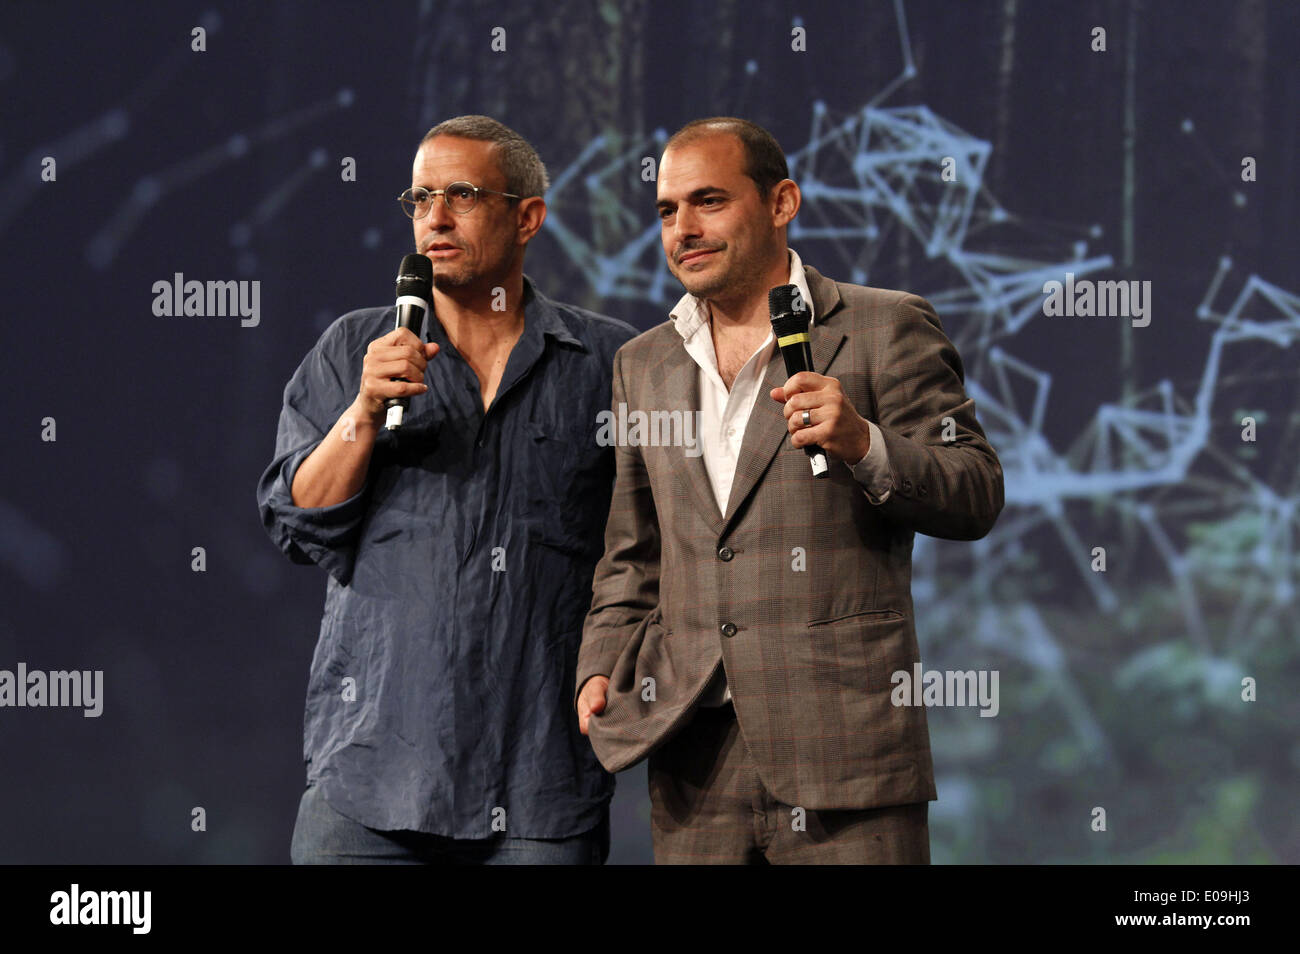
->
[257, 115, 637, 864]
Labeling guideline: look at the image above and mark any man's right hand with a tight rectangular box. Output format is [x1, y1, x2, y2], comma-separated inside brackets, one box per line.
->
[354, 328, 439, 424]
[577, 676, 609, 736]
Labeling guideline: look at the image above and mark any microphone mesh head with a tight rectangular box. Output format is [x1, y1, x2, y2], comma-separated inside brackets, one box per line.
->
[396, 253, 433, 299]
[769, 283, 807, 336]
[769, 284, 797, 316]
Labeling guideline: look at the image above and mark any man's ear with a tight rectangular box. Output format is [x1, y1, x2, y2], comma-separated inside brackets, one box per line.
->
[516, 197, 547, 245]
[771, 179, 801, 228]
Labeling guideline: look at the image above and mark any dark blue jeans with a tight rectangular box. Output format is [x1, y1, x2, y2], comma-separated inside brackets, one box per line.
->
[290, 783, 609, 865]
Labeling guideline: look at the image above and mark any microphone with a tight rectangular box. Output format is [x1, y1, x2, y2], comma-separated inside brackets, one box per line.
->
[384, 253, 434, 430]
[769, 284, 829, 478]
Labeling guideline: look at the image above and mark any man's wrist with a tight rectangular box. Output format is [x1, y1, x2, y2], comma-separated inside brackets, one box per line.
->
[346, 398, 384, 435]
[848, 419, 872, 466]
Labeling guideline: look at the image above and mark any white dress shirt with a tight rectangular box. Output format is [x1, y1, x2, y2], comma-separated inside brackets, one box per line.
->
[668, 249, 894, 705]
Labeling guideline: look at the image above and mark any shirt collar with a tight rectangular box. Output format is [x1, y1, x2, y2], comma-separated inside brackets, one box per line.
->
[669, 247, 815, 342]
[522, 275, 585, 349]
[427, 274, 585, 350]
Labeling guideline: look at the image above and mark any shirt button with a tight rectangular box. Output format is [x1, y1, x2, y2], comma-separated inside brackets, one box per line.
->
[720, 622, 737, 638]
[717, 545, 734, 561]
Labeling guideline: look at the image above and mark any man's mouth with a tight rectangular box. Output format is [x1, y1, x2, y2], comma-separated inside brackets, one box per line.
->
[678, 248, 719, 266]
[424, 242, 462, 257]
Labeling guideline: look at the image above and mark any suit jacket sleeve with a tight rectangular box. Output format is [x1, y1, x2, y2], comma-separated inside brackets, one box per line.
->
[574, 345, 661, 708]
[869, 293, 1004, 540]
[850, 419, 894, 503]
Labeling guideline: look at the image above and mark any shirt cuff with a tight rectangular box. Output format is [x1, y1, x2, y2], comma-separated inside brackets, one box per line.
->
[259, 443, 370, 582]
[849, 420, 893, 505]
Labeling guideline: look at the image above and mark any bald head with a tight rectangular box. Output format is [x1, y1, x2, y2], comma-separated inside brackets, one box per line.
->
[664, 117, 789, 199]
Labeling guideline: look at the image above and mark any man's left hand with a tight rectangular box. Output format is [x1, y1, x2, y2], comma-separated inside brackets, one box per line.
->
[771, 372, 872, 465]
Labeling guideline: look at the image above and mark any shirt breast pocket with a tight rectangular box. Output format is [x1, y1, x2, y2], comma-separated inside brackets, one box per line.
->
[524, 418, 610, 560]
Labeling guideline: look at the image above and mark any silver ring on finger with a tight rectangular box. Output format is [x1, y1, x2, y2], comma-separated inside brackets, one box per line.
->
[802, 409, 812, 428]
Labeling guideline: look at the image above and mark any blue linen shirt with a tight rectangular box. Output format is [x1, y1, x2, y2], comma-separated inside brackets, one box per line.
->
[257, 276, 638, 838]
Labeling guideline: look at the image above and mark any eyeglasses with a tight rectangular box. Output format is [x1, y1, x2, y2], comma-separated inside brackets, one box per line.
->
[397, 182, 521, 218]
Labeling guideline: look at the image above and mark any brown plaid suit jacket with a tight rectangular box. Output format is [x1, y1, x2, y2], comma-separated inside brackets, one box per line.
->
[575, 264, 1004, 811]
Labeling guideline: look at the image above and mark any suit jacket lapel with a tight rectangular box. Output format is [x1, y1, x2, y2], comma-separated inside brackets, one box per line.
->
[652, 343, 728, 538]
[721, 265, 847, 527]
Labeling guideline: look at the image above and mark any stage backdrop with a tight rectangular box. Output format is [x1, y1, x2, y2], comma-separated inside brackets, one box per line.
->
[2, 0, 1297, 863]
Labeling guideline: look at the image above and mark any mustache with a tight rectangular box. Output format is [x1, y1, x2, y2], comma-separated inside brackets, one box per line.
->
[673, 240, 725, 263]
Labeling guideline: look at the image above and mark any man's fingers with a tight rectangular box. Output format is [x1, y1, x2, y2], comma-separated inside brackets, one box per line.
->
[368, 343, 429, 369]
[577, 676, 610, 737]
[578, 687, 606, 715]
[578, 695, 601, 735]
[780, 371, 821, 398]
[782, 390, 813, 417]
[373, 356, 426, 379]
[371, 379, 428, 399]
[576, 680, 608, 736]
[791, 422, 828, 447]
[787, 404, 814, 434]
[391, 327, 422, 348]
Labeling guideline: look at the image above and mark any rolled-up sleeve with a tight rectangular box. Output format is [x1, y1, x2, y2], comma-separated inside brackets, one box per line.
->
[256, 320, 370, 584]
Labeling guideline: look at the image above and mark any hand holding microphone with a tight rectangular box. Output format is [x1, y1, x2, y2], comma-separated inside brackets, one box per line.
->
[354, 254, 439, 429]
[294, 256, 438, 509]
[769, 284, 873, 475]
[384, 253, 435, 429]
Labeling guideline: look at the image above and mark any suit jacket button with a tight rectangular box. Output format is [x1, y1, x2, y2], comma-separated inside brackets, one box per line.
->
[720, 622, 737, 638]
[917, 483, 928, 497]
[717, 545, 734, 561]
[902, 477, 914, 494]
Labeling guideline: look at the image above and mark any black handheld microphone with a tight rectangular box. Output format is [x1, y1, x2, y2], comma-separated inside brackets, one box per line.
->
[384, 253, 434, 430]
[769, 284, 829, 478]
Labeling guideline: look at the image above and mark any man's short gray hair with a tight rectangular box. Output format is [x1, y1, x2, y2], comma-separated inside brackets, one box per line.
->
[420, 115, 549, 198]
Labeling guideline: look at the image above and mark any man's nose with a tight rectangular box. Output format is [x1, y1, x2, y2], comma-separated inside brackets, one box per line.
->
[425, 193, 456, 229]
[673, 205, 701, 244]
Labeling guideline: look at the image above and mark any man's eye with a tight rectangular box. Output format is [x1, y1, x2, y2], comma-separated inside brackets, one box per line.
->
[449, 186, 475, 201]
[701, 197, 720, 206]
[658, 208, 674, 220]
